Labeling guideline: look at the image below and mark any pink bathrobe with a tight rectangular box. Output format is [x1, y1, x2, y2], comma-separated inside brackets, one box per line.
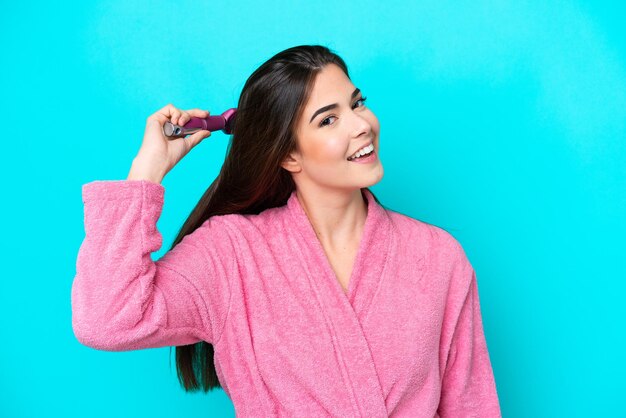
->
[72, 179, 501, 417]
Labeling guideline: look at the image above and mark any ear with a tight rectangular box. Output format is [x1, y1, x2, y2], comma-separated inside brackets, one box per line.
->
[281, 151, 302, 173]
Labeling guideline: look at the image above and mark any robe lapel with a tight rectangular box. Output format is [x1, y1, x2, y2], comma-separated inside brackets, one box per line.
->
[286, 188, 392, 418]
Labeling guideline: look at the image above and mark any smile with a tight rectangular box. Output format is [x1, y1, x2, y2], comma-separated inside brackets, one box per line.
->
[347, 143, 374, 161]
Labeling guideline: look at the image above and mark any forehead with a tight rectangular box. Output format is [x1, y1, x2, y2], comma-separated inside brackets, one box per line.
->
[305, 64, 354, 107]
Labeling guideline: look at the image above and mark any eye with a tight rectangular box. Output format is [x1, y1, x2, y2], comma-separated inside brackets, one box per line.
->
[319, 96, 368, 127]
[319, 116, 336, 127]
[353, 96, 368, 109]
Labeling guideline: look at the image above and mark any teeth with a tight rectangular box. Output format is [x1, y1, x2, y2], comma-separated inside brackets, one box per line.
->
[348, 143, 374, 160]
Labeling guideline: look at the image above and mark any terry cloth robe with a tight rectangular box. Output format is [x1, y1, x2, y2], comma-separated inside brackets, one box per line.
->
[72, 180, 502, 418]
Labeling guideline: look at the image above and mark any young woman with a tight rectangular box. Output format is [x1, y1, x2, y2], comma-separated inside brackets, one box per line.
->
[72, 44, 501, 417]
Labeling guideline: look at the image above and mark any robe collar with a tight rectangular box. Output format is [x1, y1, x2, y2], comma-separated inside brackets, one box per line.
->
[284, 187, 393, 417]
[285, 187, 393, 310]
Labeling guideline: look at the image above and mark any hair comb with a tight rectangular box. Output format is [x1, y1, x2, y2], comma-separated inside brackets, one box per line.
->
[163, 108, 237, 138]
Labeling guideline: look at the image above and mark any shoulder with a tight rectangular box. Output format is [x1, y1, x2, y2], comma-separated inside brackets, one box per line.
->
[386, 208, 470, 268]
[199, 204, 287, 238]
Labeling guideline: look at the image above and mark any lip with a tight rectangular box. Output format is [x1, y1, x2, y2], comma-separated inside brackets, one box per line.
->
[348, 148, 377, 164]
[347, 141, 374, 160]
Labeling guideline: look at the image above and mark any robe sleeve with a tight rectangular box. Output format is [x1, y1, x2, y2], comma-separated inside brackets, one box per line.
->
[438, 259, 502, 417]
[71, 179, 234, 351]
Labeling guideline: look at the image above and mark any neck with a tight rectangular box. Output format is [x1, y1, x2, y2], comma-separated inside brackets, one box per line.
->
[295, 186, 368, 248]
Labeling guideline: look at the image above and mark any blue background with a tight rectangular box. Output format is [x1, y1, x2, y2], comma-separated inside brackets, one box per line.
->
[1, 1, 624, 416]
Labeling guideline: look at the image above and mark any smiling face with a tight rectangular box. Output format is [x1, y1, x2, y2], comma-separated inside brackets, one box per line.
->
[281, 63, 383, 193]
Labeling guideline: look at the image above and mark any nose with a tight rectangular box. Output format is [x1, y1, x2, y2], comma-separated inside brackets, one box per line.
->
[350, 110, 371, 139]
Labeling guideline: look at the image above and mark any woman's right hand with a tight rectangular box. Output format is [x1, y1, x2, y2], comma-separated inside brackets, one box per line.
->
[127, 104, 212, 184]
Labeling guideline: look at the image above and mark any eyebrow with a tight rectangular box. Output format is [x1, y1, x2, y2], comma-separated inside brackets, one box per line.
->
[309, 87, 361, 124]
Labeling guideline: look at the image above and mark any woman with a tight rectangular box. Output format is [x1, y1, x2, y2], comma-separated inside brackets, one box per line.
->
[72, 44, 501, 417]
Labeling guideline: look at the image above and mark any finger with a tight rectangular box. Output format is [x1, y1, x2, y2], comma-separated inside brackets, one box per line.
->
[180, 109, 209, 126]
[155, 103, 177, 116]
[179, 108, 210, 127]
[186, 129, 211, 149]
[178, 111, 191, 126]
[155, 104, 182, 124]
[186, 108, 210, 117]
[170, 109, 183, 126]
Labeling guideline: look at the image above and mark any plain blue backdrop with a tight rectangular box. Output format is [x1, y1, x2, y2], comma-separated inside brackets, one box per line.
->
[1, 1, 624, 416]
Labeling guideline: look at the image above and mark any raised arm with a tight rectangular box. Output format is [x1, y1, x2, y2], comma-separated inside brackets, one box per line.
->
[71, 179, 234, 351]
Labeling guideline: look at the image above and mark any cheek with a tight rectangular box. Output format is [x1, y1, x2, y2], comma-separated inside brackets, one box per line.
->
[308, 136, 347, 163]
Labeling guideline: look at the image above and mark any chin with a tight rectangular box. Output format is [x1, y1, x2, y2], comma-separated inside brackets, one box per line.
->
[362, 168, 384, 189]
[370, 164, 384, 184]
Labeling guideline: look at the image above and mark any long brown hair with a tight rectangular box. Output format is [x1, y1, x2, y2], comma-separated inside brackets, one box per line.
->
[167, 45, 384, 392]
